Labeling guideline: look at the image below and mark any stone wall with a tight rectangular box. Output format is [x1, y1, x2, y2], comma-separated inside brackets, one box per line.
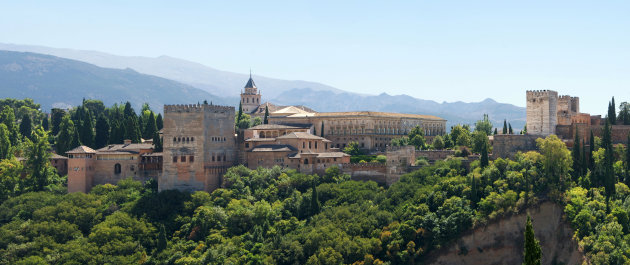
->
[425, 202, 584, 265]
[342, 163, 388, 184]
[526, 90, 558, 136]
[492, 134, 539, 158]
[415, 150, 456, 161]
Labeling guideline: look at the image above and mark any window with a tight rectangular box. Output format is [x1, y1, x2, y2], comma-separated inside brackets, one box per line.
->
[114, 163, 121, 174]
[315, 142, 318, 149]
[189, 156, 194, 162]
[303, 142, 305, 148]
[191, 137, 194, 141]
[309, 142, 312, 149]
[173, 137, 176, 142]
[130, 165, 135, 171]
[304, 159, 309, 165]
[181, 156, 186, 162]
[245, 143, 250, 148]
[173, 156, 177, 163]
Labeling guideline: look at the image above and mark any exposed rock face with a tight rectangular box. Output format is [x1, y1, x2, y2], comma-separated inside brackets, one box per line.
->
[426, 202, 584, 265]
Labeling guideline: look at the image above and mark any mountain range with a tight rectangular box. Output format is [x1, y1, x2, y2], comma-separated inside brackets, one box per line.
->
[0, 43, 526, 129]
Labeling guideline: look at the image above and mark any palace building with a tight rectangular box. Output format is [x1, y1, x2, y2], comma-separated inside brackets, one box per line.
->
[67, 74, 446, 193]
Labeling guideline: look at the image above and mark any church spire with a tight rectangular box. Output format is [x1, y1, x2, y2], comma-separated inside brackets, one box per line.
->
[244, 70, 257, 89]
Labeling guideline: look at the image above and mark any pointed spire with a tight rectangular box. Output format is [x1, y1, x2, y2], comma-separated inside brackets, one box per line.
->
[244, 69, 257, 89]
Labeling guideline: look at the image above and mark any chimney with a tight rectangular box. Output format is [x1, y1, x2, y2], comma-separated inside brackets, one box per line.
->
[123, 139, 132, 145]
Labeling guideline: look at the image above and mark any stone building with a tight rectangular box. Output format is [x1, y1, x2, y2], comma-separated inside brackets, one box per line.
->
[240, 73, 262, 113]
[66, 140, 161, 193]
[159, 103, 238, 192]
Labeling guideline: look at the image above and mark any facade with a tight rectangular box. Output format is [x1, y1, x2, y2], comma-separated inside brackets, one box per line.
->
[67, 140, 161, 193]
[159, 103, 238, 192]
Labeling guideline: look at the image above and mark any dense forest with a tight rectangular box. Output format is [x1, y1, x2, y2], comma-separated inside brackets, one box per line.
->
[0, 98, 629, 264]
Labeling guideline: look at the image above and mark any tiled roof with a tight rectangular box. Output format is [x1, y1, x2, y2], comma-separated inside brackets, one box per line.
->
[245, 138, 277, 142]
[51, 153, 68, 159]
[250, 144, 297, 152]
[244, 76, 257, 89]
[249, 124, 308, 130]
[276, 132, 328, 140]
[97, 143, 153, 152]
[66, 145, 97, 154]
[290, 152, 348, 159]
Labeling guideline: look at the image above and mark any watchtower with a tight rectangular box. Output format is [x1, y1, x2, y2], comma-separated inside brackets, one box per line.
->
[526, 90, 558, 136]
[240, 72, 261, 113]
[159, 103, 237, 192]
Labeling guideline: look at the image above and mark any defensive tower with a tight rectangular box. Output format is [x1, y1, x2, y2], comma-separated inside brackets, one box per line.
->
[526, 90, 558, 136]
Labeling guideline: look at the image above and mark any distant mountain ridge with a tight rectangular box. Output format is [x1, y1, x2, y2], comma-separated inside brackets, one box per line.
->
[0, 51, 230, 112]
[0, 43, 526, 129]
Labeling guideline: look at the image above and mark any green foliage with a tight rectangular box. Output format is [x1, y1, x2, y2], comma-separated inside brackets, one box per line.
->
[474, 114, 493, 135]
[55, 115, 76, 154]
[19, 113, 32, 140]
[432, 135, 445, 150]
[409, 126, 426, 150]
[0, 124, 10, 160]
[264, 106, 269, 124]
[523, 215, 541, 265]
[343, 141, 363, 156]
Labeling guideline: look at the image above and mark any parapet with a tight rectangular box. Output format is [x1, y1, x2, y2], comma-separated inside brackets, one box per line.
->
[164, 103, 235, 114]
[526, 90, 558, 100]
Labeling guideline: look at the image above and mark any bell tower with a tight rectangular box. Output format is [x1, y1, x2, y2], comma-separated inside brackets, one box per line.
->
[240, 71, 262, 113]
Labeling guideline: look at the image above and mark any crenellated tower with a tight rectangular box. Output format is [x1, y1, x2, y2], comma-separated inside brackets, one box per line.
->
[240, 72, 262, 113]
[526, 90, 558, 136]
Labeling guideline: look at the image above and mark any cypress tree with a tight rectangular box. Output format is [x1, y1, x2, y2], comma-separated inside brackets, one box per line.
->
[310, 181, 320, 215]
[94, 114, 110, 149]
[470, 174, 478, 206]
[50, 108, 65, 136]
[71, 124, 81, 148]
[608, 98, 617, 125]
[144, 112, 157, 139]
[582, 139, 588, 177]
[157, 224, 167, 252]
[0, 107, 19, 145]
[503, 120, 508, 134]
[123, 102, 135, 119]
[321, 122, 325, 137]
[572, 129, 581, 181]
[56, 116, 76, 154]
[19, 113, 32, 139]
[109, 120, 125, 144]
[508, 123, 513, 134]
[603, 120, 615, 204]
[237, 102, 243, 122]
[589, 130, 595, 171]
[494, 128, 498, 135]
[480, 142, 489, 168]
[626, 133, 630, 185]
[156, 113, 164, 130]
[125, 116, 141, 143]
[263, 107, 269, 124]
[0, 124, 11, 160]
[80, 108, 94, 147]
[523, 215, 542, 265]
[153, 131, 163, 152]
[41, 116, 49, 131]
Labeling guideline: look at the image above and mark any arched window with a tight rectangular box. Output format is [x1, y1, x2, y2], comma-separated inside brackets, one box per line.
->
[114, 163, 121, 174]
[173, 137, 176, 142]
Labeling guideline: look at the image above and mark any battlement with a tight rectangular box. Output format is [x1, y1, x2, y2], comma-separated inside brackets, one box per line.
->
[526, 90, 558, 100]
[164, 103, 234, 113]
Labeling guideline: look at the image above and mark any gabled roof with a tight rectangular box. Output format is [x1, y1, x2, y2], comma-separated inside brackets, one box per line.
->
[51, 153, 68, 159]
[66, 146, 96, 154]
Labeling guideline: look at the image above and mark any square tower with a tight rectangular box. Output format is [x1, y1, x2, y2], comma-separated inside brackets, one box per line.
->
[240, 74, 262, 113]
[526, 90, 558, 136]
[159, 103, 237, 192]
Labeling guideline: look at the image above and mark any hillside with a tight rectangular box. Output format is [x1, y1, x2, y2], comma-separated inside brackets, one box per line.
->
[0, 51, 230, 111]
[0, 43, 526, 128]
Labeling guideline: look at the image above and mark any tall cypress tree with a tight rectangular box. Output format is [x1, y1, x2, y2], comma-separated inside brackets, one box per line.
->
[589, 130, 595, 171]
[237, 102, 243, 122]
[157, 224, 167, 252]
[41, 116, 49, 131]
[321, 122, 325, 137]
[494, 128, 498, 135]
[503, 120, 508, 134]
[480, 142, 489, 168]
[80, 108, 94, 147]
[603, 120, 615, 205]
[156, 113, 164, 130]
[19, 113, 32, 139]
[263, 107, 269, 124]
[523, 215, 542, 265]
[0, 124, 11, 160]
[470, 174, 478, 206]
[50, 108, 65, 136]
[626, 133, 630, 185]
[56, 116, 76, 154]
[582, 139, 588, 177]
[572, 129, 581, 181]
[608, 98, 617, 125]
[310, 181, 320, 216]
[143, 112, 157, 139]
[94, 114, 110, 149]
[508, 123, 513, 134]
[152, 131, 163, 152]
[125, 116, 141, 143]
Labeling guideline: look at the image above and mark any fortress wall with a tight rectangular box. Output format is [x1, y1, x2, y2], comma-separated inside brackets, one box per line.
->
[492, 134, 539, 158]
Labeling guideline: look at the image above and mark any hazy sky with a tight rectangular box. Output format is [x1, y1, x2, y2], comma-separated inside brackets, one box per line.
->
[1, 1, 629, 115]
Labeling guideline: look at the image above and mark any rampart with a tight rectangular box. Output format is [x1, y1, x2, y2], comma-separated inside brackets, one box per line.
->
[492, 134, 539, 158]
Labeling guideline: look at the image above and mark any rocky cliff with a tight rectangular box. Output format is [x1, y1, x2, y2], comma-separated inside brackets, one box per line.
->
[425, 202, 584, 265]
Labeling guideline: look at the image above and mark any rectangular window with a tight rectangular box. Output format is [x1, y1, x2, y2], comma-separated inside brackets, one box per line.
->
[181, 156, 186, 162]
[173, 156, 177, 163]
[189, 156, 194, 162]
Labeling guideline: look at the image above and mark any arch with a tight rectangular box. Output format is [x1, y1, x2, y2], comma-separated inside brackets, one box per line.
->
[114, 163, 121, 174]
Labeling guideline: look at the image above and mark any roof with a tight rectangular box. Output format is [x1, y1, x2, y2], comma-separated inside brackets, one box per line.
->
[97, 143, 153, 153]
[244, 76, 256, 89]
[290, 152, 349, 159]
[252, 102, 317, 115]
[95, 151, 139, 155]
[272, 106, 315, 116]
[249, 124, 309, 130]
[141, 152, 163, 157]
[276, 132, 330, 141]
[289, 111, 446, 121]
[245, 138, 277, 142]
[250, 144, 297, 152]
[66, 146, 97, 154]
[51, 153, 67, 159]
[316, 152, 351, 158]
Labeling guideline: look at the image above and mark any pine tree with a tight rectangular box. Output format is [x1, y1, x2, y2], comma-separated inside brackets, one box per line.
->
[94, 114, 110, 149]
[321, 122, 325, 137]
[26, 130, 52, 191]
[156, 113, 163, 130]
[263, 107, 269, 124]
[310, 181, 320, 216]
[157, 224, 167, 252]
[508, 123, 513, 134]
[41, 116, 49, 131]
[503, 120, 508, 134]
[19, 113, 32, 139]
[523, 215, 542, 265]
[480, 142, 489, 168]
[572, 129, 581, 181]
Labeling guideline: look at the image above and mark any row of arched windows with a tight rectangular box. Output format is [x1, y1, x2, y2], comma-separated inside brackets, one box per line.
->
[211, 137, 227, 142]
[173, 136, 194, 143]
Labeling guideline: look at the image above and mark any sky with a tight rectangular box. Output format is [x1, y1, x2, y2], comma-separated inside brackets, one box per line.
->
[1, 0, 629, 115]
